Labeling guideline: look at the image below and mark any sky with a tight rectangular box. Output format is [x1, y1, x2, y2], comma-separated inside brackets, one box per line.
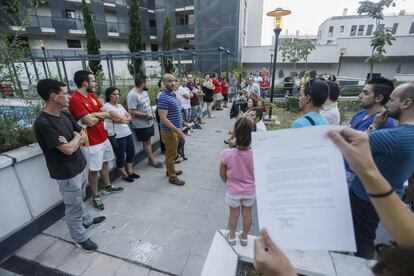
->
[261, 0, 414, 45]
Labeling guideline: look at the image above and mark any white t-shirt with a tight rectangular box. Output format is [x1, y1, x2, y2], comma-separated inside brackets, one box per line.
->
[176, 86, 191, 109]
[246, 83, 260, 97]
[254, 76, 263, 83]
[321, 102, 341, 125]
[103, 103, 132, 138]
[256, 120, 267, 132]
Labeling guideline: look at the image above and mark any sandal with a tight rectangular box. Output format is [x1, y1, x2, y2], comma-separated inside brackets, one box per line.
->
[149, 161, 163, 169]
[227, 232, 237, 246]
[238, 232, 248, 246]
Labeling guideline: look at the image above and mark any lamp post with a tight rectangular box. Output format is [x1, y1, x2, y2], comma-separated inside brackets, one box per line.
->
[267, 8, 291, 119]
[268, 48, 274, 77]
[39, 40, 51, 77]
[337, 47, 346, 76]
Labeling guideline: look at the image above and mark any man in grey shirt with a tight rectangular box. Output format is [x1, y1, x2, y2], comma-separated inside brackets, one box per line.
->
[127, 75, 162, 168]
[229, 71, 237, 102]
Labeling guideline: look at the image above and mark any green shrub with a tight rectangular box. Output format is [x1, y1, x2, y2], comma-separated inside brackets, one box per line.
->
[337, 98, 360, 113]
[278, 69, 284, 79]
[285, 97, 300, 113]
[309, 70, 317, 79]
[341, 85, 364, 97]
[0, 117, 37, 153]
[118, 84, 159, 108]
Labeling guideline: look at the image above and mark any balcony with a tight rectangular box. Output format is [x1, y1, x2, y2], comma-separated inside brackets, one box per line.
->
[106, 21, 128, 36]
[175, 24, 194, 39]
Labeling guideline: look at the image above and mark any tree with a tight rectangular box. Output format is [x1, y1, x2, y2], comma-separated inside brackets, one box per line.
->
[358, 0, 396, 80]
[127, 0, 144, 77]
[161, 13, 175, 74]
[81, 0, 102, 74]
[280, 40, 315, 74]
[0, 0, 38, 96]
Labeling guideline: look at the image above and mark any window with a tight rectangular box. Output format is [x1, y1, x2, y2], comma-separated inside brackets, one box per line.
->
[328, 26, 334, 37]
[410, 22, 414, 34]
[366, 24, 373, 35]
[378, 24, 385, 31]
[392, 23, 398, 34]
[340, 26, 344, 33]
[150, 44, 158, 51]
[357, 25, 364, 36]
[350, 25, 357, 36]
[67, 40, 81, 48]
[149, 20, 156, 27]
[177, 15, 189, 25]
[65, 9, 76, 19]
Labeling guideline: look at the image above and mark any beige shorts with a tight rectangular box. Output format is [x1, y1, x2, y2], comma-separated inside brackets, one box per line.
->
[213, 93, 223, 101]
[225, 192, 256, 208]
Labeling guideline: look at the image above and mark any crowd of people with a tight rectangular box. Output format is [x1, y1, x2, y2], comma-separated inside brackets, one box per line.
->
[32, 65, 414, 274]
[217, 72, 414, 274]
[33, 70, 231, 252]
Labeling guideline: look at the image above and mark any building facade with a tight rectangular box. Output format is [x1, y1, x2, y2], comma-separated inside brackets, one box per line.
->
[2, 0, 264, 76]
[242, 11, 414, 81]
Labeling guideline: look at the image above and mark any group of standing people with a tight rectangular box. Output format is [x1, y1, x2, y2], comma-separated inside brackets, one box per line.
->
[33, 70, 203, 253]
[202, 72, 237, 118]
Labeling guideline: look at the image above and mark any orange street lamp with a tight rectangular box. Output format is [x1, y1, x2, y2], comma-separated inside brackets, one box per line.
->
[266, 8, 291, 119]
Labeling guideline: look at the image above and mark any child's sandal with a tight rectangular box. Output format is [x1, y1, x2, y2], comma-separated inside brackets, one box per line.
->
[227, 232, 237, 246]
[238, 232, 248, 246]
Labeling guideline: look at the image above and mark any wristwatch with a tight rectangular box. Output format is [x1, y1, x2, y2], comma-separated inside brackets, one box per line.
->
[368, 124, 377, 131]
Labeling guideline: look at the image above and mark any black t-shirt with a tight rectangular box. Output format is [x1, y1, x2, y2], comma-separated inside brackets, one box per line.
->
[283, 76, 294, 88]
[34, 111, 86, 180]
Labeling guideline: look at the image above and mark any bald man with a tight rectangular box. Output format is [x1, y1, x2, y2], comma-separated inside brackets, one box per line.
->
[157, 74, 186, 186]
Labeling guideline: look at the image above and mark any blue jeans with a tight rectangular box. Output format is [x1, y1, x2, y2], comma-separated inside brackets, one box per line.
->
[115, 134, 135, 168]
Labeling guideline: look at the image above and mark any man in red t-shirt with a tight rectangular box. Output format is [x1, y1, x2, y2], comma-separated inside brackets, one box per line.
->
[69, 70, 123, 211]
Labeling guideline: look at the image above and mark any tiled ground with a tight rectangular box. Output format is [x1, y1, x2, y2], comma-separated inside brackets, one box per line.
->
[18, 108, 259, 276]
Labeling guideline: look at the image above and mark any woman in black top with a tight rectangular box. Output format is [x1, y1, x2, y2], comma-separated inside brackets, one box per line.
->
[202, 73, 215, 118]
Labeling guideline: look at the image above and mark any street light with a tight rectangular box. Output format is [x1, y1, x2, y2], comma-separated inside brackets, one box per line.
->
[266, 7, 291, 119]
[39, 40, 50, 77]
[337, 47, 346, 76]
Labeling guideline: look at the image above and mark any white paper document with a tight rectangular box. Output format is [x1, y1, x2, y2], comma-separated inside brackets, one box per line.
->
[252, 126, 356, 251]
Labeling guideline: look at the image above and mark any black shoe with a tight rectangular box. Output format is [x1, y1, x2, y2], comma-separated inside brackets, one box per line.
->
[129, 173, 140, 179]
[122, 176, 134, 183]
[93, 196, 104, 211]
[76, 238, 98, 253]
[84, 216, 106, 230]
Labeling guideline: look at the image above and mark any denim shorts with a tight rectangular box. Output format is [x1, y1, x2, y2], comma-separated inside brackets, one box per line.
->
[181, 108, 191, 120]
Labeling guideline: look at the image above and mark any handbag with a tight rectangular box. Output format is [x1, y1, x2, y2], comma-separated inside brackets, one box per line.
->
[107, 121, 119, 153]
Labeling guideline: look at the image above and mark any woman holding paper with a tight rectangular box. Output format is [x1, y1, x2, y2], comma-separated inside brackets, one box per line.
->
[254, 127, 414, 275]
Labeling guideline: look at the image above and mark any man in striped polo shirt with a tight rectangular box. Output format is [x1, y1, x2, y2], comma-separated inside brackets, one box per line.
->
[350, 82, 414, 259]
[157, 74, 186, 186]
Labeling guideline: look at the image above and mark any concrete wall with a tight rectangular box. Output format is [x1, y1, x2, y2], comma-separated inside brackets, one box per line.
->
[243, 56, 414, 80]
[0, 122, 160, 243]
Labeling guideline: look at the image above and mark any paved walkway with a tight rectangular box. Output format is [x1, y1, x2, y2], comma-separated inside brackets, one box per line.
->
[13, 108, 259, 276]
